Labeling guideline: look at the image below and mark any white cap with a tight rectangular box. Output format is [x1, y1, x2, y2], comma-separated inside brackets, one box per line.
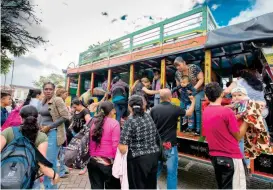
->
[231, 87, 248, 96]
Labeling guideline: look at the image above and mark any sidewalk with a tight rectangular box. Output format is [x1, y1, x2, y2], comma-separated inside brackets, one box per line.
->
[58, 169, 91, 189]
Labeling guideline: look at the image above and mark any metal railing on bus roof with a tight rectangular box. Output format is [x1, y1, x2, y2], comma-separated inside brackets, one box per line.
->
[79, 6, 217, 66]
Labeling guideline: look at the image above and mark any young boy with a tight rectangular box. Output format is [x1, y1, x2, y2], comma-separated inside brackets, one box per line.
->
[1, 92, 12, 127]
[203, 82, 248, 189]
[172, 75, 196, 132]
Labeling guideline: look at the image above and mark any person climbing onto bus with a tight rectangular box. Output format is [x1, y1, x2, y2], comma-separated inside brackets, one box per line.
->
[110, 76, 129, 123]
[172, 75, 197, 132]
[150, 89, 195, 189]
[174, 56, 204, 135]
[131, 77, 160, 111]
[203, 82, 249, 189]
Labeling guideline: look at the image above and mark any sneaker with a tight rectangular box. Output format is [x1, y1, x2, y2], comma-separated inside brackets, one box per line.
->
[78, 167, 87, 175]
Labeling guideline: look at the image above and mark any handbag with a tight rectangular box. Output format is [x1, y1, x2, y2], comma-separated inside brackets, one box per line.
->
[156, 129, 167, 162]
[64, 118, 93, 169]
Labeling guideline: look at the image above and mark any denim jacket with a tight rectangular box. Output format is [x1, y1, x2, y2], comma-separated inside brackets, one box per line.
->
[172, 84, 197, 104]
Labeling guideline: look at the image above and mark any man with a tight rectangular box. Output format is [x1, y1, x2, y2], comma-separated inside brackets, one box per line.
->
[1, 92, 12, 127]
[150, 89, 195, 189]
[203, 82, 248, 189]
[174, 56, 204, 135]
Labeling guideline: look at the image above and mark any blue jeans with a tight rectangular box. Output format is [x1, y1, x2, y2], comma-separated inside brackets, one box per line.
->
[157, 146, 178, 190]
[114, 103, 127, 123]
[180, 102, 195, 129]
[239, 139, 250, 167]
[44, 130, 60, 189]
[194, 90, 204, 133]
[59, 146, 68, 177]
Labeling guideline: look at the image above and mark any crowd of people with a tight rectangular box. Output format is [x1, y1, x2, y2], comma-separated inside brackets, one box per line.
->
[0, 56, 272, 189]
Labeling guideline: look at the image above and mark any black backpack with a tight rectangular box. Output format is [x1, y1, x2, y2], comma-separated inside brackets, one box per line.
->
[1, 127, 52, 189]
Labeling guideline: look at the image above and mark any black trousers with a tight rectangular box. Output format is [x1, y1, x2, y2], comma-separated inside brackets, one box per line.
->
[87, 158, 121, 189]
[127, 152, 159, 189]
[211, 156, 246, 189]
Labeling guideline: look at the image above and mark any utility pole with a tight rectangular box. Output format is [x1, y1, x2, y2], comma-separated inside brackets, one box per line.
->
[4, 75, 6, 89]
[10, 60, 15, 87]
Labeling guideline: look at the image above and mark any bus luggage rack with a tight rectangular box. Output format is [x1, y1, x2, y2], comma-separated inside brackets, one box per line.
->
[79, 6, 217, 66]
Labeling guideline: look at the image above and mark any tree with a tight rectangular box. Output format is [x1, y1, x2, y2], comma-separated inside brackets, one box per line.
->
[1, 0, 47, 74]
[33, 73, 65, 88]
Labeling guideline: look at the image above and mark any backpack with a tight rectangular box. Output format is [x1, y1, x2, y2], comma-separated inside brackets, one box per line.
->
[1, 127, 52, 189]
[64, 119, 93, 169]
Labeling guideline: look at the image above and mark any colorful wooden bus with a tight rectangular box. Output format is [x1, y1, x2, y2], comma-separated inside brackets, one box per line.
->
[66, 7, 273, 182]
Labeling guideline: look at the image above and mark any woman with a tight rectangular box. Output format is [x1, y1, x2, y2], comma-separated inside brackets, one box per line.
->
[119, 95, 159, 189]
[224, 66, 268, 124]
[131, 77, 159, 110]
[56, 88, 71, 178]
[88, 101, 121, 189]
[56, 88, 68, 102]
[224, 65, 268, 172]
[0, 105, 60, 188]
[69, 99, 91, 175]
[23, 89, 42, 109]
[174, 56, 205, 135]
[39, 82, 70, 189]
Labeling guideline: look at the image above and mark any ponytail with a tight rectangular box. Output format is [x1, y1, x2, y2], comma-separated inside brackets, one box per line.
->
[91, 101, 114, 147]
[19, 105, 39, 144]
[23, 89, 34, 106]
[23, 89, 42, 106]
[129, 95, 144, 117]
[72, 99, 87, 108]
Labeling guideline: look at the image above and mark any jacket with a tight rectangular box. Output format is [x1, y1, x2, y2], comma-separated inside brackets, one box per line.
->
[112, 149, 128, 190]
[43, 96, 70, 146]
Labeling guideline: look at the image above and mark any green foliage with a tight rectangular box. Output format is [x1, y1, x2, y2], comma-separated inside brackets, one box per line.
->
[1, 0, 47, 73]
[1, 54, 12, 74]
[33, 73, 65, 88]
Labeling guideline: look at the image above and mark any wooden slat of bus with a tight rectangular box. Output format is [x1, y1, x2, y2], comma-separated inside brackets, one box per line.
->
[67, 36, 207, 75]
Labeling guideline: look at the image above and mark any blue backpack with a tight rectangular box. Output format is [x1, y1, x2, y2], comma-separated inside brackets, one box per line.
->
[1, 127, 48, 189]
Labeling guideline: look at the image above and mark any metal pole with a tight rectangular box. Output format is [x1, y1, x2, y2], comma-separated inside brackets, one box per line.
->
[10, 60, 15, 86]
[4, 75, 6, 89]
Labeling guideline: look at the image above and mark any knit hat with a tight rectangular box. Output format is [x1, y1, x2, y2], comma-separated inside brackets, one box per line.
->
[231, 86, 248, 96]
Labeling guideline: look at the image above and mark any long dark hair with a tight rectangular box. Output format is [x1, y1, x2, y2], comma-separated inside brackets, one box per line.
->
[23, 89, 42, 106]
[72, 99, 87, 108]
[19, 105, 39, 144]
[92, 101, 114, 147]
[240, 70, 263, 91]
[232, 64, 263, 91]
[129, 95, 144, 117]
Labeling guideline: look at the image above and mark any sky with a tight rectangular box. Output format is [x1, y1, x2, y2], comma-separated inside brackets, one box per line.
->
[1, 0, 273, 87]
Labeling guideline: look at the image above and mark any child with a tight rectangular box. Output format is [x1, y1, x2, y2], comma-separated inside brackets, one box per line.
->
[230, 87, 271, 163]
[203, 82, 248, 189]
[1, 92, 12, 128]
[172, 75, 197, 133]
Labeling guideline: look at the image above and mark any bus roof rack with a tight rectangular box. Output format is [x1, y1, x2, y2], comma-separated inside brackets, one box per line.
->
[205, 12, 273, 49]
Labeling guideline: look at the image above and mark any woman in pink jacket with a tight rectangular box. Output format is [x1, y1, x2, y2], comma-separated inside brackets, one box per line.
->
[88, 101, 121, 189]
